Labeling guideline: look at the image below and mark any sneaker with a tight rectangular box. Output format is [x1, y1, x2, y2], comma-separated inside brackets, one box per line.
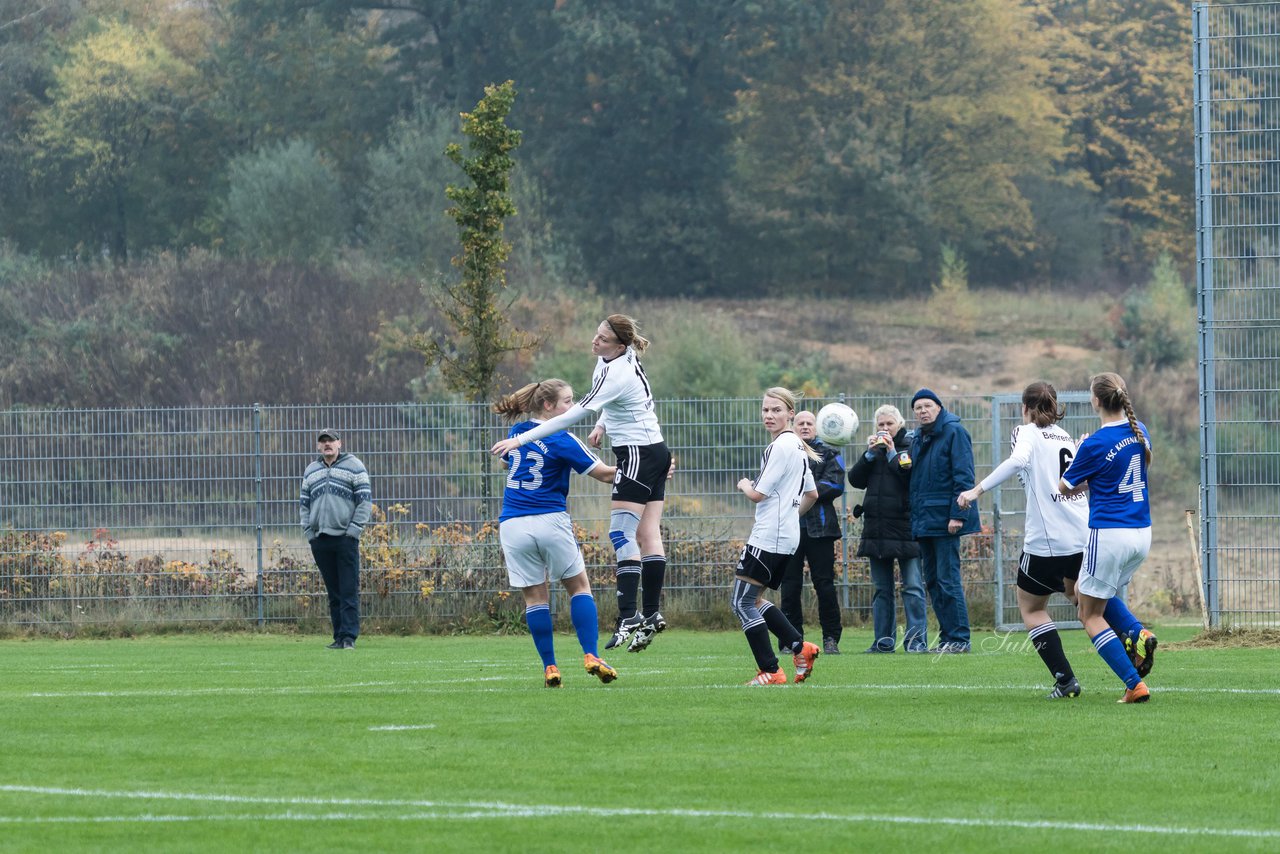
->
[627, 612, 666, 653]
[904, 644, 929, 654]
[605, 613, 644, 650]
[863, 645, 894, 654]
[746, 669, 788, 686]
[583, 653, 617, 684]
[793, 641, 821, 683]
[823, 637, 841, 655]
[325, 641, 343, 650]
[1125, 629, 1158, 678]
[341, 639, 355, 650]
[1118, 681, 1150, 704]
[544, 665, 562, 688]
[1046, 677, 1081, 700]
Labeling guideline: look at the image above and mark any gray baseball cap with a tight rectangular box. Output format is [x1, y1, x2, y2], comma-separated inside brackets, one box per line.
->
[316, 428, 341, 442]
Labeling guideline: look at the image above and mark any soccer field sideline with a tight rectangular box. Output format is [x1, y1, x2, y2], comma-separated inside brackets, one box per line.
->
[2, 628, 1278, 852]
[2, 782, 1279, 842]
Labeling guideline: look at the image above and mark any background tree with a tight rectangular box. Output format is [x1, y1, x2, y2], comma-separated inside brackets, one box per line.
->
[731, 0, 1063, 292]
[1035, 0, 1193, 273]
[415, 80, 536, 403]
[24, 19, 216, 260]
[222, 139, 347, 264]
[360, 98, 461, 274]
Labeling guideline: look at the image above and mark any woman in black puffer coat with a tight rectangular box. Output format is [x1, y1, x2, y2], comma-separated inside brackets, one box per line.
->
[847, 404, 928, 653]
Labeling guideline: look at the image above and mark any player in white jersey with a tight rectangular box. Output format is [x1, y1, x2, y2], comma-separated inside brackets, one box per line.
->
[1059, 372, 1157, 704]
[493, 379, 620, 688]
[491, 314, 673, 653]
[957, 382, 1089, 699]
[732, 388, 822, 686]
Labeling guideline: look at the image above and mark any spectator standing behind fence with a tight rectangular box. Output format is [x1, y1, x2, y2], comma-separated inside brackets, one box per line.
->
[1059, 372, 1158, 704]
[733, 388, 822, 685]
[491, 314, 672, 655]
[300, 429, 372, 650]
[956, 382, 1089, 699]
[847, 404, 927, 654]
[779, 410, 846, 655]
[493, 379, 620, 688]
[907, 389, 980, 654]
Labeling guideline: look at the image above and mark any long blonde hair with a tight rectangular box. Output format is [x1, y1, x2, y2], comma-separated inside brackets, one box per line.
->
[492, 379, 571, 421]
[604, 314, 649, 353]
[1090, 372, 1151, 464]
[763, 387, 821, 462]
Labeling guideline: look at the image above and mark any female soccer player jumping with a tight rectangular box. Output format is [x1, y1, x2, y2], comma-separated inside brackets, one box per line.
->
[494, 379, 620, 688]
[733, 388, 822, 686]
[491, 314, 672, 654]
[1059, 372, 1158, 704]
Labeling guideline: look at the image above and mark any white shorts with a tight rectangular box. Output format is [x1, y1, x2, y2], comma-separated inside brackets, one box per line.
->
[499, 512, 586, 589]
[1077, 526, 1152, 599]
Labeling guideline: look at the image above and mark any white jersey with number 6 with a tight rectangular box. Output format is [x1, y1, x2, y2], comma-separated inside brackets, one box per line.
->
[979, 423, 1088, 556]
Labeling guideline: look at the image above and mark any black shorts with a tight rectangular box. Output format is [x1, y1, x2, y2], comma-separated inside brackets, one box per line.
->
[612, 442, 672, 504]
[736, 545, 792, 590]
[1017, 552, 1083, 596]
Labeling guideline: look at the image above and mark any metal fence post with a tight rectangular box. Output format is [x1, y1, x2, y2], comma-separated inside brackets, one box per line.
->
[254, 403, 265, 627]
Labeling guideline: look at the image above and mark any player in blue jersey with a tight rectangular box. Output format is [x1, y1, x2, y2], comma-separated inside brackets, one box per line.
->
[492, 314, 673, 654]
[493, 379, 620, 688]
[1059, 372, 1157, 703]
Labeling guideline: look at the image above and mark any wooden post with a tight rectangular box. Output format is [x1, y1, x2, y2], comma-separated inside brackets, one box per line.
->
[1185, 509, 1209, 630]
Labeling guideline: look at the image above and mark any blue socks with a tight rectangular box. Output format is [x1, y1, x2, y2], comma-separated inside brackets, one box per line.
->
[570, 592, 600, 657]
[525, 604, 555, 667]
[529, 594, 604, 666]
[1103, 597, 1143, 640]
[1090, 627, 1140, 689]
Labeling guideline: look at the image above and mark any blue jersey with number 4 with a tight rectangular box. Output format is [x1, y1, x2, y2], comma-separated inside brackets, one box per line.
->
[499, 420, 603, 522]
[1061, 420, 1152, 529]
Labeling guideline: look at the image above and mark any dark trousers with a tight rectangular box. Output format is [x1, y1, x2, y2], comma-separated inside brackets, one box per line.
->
[311, 534, 361, 642]
[917, 535, 970, 645]
[779, 531, 842, 642]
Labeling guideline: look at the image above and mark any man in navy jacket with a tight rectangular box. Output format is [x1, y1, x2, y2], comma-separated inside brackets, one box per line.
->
[907, 390, 980, 653]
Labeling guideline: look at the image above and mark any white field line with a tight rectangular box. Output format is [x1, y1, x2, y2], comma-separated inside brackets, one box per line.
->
[16, 680, 1280, 699]
[367, 724, 436, 731]
[0, 784, 1276, 839]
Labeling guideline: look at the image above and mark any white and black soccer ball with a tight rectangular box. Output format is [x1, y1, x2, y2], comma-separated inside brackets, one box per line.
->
[815, 403, 859, 446]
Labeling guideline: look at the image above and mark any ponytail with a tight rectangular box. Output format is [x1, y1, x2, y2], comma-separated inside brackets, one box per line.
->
[492, 379, 571, 421]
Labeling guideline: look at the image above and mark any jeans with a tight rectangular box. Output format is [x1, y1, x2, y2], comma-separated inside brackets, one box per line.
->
[917, 536, 970, 645]
[311, 534, 361, 642]
[867, 556, 928, 651]
[779, 532, 842, 642]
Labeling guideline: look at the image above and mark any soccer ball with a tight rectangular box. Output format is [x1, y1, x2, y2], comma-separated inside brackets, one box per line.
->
[815, 403, 859, 445]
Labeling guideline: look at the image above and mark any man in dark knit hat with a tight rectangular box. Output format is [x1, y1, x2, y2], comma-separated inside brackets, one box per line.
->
[907, 390, 980, 653]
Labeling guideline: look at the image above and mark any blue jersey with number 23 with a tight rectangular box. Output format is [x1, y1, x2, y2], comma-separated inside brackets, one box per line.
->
[1061, 420, 1152, 529]
[499, 420, 602, 522]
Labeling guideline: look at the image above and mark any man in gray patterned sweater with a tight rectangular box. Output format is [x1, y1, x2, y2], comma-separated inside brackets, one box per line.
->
[300, 429, 372, 649]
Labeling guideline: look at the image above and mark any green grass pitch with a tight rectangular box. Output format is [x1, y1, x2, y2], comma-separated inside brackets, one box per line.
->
[1, 626, 1277, 852]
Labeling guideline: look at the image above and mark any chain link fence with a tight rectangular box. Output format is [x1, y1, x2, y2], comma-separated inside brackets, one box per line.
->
[1194, 2, 1280, 627]
[3, 396, 1027, 631]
